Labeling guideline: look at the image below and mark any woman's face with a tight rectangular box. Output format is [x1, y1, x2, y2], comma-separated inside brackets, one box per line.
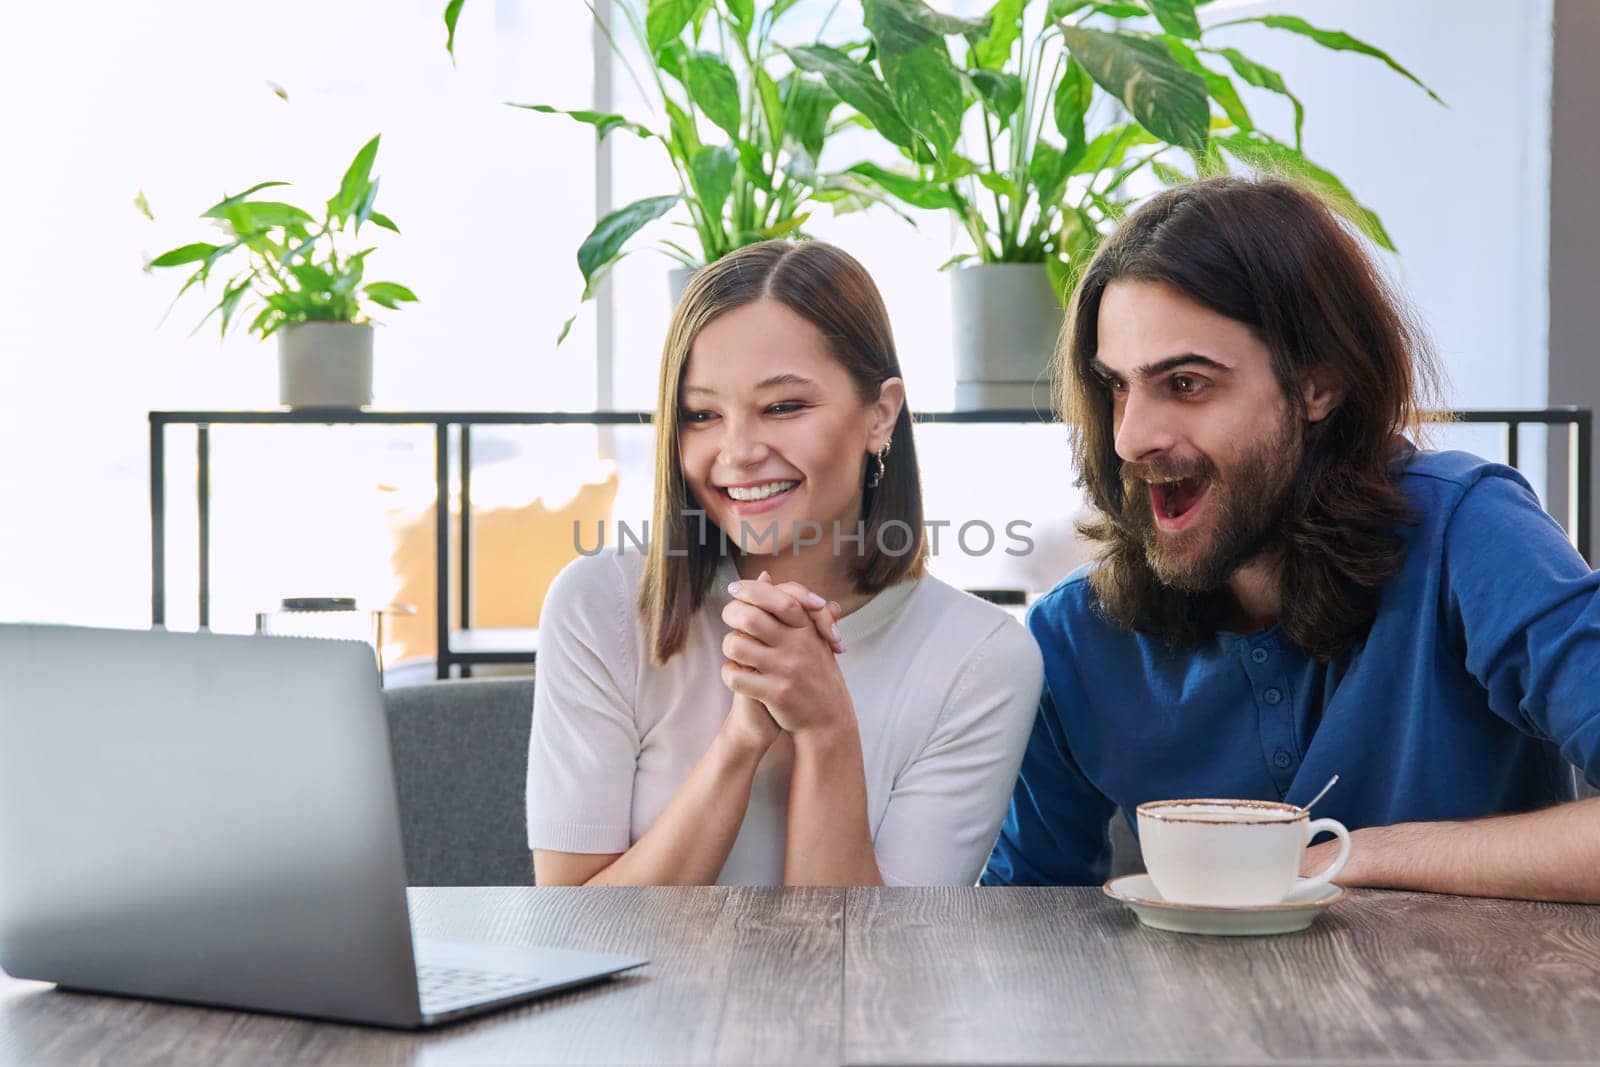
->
[678, 298, 902, 560]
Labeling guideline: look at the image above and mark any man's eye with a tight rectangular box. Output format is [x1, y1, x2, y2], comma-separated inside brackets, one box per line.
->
[1171, 375, 1202, 395]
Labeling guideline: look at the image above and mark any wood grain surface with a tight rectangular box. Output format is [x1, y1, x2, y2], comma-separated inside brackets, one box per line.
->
[1, 887, 1597, 1066]
[842, 887, 1600, 1066]
[0, 886, 845, 1067]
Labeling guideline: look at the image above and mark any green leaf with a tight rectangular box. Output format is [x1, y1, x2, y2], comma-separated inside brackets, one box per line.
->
[133, 189, 154, 220]
[973, 0, 1026, 70]
[328, 135, 381, 224]
[444, 0, 465, 61]
[1147, 0, 1198, 38]
[201, 180, 291, 218]
[364, 281, 419, 309]
[218, 278, 251, 338]
[513, 104, 654, 141]
[1086, 3, 1148, 18]
[690, 144, 738, 219]
[1059, 26, 1209, 150]
[213, 201, 317, 233]
[864, 0, 986, 48]
[971, 69, 1023, 124]
[1029, 140, 1074, 212]
[684, 52, 742, 140]
[725, 0, 754, 33]
[783, 76, 839, 162]
[1211, 15, 1443, 105]
[1214, 47, 1303, 148]
[783, 44, 918, 150]
[844, 161, 960, 210]
[1072, 122, 1158, 174]
[761, 213, 809, 239]
[1053, 56, 1094, 146]
[866, 8, 967, 158]
[1048, 0, 1094, 17]
[978, 172, 1022, 202]
[577, 194, 681, 296]
[646, 0, 696, 54]
[368, 210, 401, 234]
[736, 140, 773, 193]
[1162, 36, 1250, 132]
[147, 242, 223, 269]
[662, 97, 704, 162]
[1151, 159, 1188, 184]
[1214, 133, 1395, 251]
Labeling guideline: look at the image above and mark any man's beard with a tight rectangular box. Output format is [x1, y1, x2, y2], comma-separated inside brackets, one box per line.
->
[1118, 416, 1301, 592]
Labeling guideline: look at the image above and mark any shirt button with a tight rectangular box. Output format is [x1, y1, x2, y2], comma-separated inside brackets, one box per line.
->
[1272, 749, 1293, 769]
[1251, 647, 1269, 663]
[1263, 687, 1283, 705]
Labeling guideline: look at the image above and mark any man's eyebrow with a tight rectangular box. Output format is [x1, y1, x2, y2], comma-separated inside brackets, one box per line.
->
[1090, 353, 1234, 380]
[682, 373, 818, 397]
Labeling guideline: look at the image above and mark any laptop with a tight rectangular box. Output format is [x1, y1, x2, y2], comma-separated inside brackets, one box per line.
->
[0, 624, 646, 1028]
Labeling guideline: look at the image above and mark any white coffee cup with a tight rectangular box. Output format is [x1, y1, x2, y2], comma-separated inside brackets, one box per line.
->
[1135, 798, 1351, 907]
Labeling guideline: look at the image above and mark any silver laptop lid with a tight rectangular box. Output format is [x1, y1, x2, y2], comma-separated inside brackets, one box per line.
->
[0, 625, 423, 1026]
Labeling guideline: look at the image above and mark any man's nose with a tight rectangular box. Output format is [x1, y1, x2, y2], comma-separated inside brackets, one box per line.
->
[1112, 391, 1178, 464]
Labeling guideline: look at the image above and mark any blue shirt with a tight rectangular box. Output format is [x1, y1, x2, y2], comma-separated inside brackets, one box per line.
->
[983, 450, 1600, 887]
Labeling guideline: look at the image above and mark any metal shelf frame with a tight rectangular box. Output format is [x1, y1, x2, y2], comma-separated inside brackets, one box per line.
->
[149, 407, 1593, 679]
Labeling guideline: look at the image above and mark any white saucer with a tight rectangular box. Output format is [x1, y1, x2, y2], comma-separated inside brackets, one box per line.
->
[1102, 874, 1348, 936]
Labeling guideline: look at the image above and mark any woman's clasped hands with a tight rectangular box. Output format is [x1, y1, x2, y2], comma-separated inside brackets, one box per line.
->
[719, 571, 853, 747]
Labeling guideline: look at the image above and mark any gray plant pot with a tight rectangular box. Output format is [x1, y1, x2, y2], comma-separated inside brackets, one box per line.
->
[667, 266, 698, 310]
[951, 263, 1063, 411]
[277, 322, 374, 410]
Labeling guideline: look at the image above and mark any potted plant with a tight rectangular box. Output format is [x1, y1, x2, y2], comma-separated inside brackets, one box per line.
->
[143, 135, 418, 409]
[810, 0, 1440, 408]
[446, 1, 891, 340]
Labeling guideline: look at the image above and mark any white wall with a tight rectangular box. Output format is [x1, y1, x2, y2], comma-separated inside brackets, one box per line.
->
[1210, 0, 1553, 411]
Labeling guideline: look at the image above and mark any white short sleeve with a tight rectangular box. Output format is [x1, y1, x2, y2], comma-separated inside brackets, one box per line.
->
[526, 554, 640, 854]
[871, 619, 1044, 886]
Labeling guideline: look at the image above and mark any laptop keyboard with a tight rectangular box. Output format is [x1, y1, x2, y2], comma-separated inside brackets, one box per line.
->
[416, 964, 545, 1015]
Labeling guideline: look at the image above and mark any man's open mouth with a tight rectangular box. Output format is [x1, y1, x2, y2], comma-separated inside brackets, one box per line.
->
[1149, 476, 1211, 528]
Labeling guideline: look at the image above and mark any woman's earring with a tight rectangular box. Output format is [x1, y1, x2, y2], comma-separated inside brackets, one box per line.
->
[866, 440, 891, 489]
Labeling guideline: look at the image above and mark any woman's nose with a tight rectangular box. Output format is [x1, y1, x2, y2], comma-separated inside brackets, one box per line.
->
[717, 417, 770, 469]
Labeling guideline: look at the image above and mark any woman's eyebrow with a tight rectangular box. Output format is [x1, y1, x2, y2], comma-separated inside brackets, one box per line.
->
[684, 373, 818, 397]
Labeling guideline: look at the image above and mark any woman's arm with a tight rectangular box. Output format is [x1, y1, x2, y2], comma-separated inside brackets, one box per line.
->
[722, 578, 883, 886]
[535, 695, 778, 886]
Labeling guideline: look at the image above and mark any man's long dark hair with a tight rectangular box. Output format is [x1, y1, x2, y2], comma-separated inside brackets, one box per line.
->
[1060, 176, 1445, 660]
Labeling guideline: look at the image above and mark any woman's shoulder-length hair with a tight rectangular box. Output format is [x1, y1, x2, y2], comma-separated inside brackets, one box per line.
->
[638, 239, 926, 664]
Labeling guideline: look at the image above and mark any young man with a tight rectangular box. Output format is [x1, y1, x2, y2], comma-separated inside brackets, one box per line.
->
[984, 177, 1600, 903]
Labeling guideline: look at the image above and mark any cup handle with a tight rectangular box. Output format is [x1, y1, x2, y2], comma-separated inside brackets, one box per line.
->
[1293, 818, 1351, 897]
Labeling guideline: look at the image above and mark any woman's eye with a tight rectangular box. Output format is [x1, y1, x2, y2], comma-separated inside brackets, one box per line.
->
[766, 402, 808, 415]
[681, 409, 715, 424]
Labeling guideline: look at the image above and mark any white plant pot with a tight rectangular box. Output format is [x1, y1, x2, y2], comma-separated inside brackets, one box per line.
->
[277, 322, 374, 410]
[951, 263, 1064, 411]
[667, 266, 698, 310]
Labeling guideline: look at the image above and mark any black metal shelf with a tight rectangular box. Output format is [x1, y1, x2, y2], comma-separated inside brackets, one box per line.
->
[149, 407, 1592, 679]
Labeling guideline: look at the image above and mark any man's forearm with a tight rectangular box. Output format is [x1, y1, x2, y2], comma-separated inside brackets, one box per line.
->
[1307, 796, 1600, 903]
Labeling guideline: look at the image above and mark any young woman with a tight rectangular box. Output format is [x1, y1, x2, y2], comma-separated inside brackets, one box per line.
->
[526, 240, 1043, 886]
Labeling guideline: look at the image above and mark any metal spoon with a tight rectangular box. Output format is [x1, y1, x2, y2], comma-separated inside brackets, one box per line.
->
[1301, 773, 1339, 812]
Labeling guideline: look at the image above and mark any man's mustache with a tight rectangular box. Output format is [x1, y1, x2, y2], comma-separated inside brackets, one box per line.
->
[1121, 456, 1218, 486]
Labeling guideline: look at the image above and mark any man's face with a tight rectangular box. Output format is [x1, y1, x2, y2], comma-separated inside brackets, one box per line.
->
[1092, 279, 1301, 590]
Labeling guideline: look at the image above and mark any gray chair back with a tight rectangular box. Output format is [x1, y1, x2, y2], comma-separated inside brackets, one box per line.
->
[381, 677, 536, 886]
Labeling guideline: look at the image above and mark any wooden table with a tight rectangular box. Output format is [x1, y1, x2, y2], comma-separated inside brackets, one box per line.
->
[0, 887, 1596, 1066]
